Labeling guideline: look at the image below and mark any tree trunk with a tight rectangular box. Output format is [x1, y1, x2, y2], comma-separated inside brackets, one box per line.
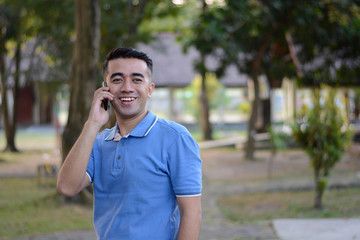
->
[8, 38, 20, 151]
[314, 171, 324, 209]
[198, 0, 212, 141]
[285, 31, 303, 78]
[199, 69, 212, 140]
[245, 76, 260, 159]
[355, 95, 360, 120]
[0, 54, 15, 151]
[61, 0, 100, 203]
[0, 33, 21, 152]
[259, 98, 271, 133]
[245, 30, 274, 160]
[0, 25, 6, 137]
[198, 50, 212, 141]
[124, 0, 148, 46]
[62, 0, 100, 159]
[267, 147, 276, 179]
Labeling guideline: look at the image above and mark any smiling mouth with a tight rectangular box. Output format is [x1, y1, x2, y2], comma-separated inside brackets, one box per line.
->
[120, 97, 136, 102]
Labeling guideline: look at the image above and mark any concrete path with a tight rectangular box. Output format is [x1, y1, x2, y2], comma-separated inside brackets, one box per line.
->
[273, 218, 360, 240]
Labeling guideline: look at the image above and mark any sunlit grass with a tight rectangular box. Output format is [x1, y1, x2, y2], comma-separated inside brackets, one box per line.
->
[218, 188, 360, 224]
[0, 178, 93, 239]
[0, 151, 19, 163]
[0, 149, 59, 163]
[0, 127, 92, 239]
[0, 126, 58, 151]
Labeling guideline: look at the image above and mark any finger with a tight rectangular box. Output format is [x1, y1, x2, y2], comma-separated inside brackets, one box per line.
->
[94, 88, 114, 101]
[100, 92, 114, 101]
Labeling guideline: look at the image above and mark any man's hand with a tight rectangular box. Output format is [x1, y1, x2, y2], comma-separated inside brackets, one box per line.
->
[57, 86, 114, 197]
[88, 85, 114, 129]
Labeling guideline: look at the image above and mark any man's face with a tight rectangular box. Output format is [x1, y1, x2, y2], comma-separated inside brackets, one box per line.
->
[105, 58, 155, 120]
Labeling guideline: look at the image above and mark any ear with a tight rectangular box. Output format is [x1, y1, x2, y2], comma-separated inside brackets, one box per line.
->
[148, 83, 155, 98]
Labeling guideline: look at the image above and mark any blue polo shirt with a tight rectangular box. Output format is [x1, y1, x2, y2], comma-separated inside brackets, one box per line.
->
[86, 111, 202, 240]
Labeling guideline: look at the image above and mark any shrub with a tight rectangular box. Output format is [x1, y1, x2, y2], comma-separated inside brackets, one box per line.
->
[291, 87, 353, 209]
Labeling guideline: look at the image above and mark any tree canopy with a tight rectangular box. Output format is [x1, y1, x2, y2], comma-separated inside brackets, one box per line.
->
[193, 0, 360, 86]
[181, 0, 360, 158]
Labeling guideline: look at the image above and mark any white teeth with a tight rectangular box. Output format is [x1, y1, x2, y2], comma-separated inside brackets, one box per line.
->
[120, 97, 135, 101]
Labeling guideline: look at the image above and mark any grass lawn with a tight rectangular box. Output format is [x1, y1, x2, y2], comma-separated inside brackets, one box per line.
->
[0, 127, 58, 150]
[0, 127, 93, 239]
[0, 178, 93, 239]
[1, 126, 360, 238]
[218, 187, 360, 224]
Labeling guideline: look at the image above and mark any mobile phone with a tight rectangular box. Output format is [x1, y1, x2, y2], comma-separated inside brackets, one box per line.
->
[102, 82, 109, 111]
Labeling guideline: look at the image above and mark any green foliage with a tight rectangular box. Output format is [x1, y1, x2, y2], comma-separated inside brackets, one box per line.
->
[0, 0, 75, 85]
[292, 87, 353, 174]
[100, 0, 183, 57]
[2, 0, 185, 84]
[268, 125, 293, 150]
[185, 73, 223, 119]
[293, 0, 360, 86]
[238, 101, 250, 114]
[180, 0, 360, 86]
[140, 1, 199, 35]
[292, 87, 353, 207]
[178, 0, 360, 158]
[317, 177, 328, 194]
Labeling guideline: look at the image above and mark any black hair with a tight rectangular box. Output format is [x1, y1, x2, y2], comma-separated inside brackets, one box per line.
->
[102, 47, 153, 77]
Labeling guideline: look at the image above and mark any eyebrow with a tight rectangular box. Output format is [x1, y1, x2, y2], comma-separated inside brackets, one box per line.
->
[110, 72, 145, 79]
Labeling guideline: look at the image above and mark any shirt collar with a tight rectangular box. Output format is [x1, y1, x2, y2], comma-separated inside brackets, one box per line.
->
[104, 124, 119, 141]
[104, 111, 158, 141]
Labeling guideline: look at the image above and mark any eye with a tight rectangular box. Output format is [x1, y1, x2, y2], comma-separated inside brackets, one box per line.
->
[111, 78, 123, 83]
[133, 78, 143, 83]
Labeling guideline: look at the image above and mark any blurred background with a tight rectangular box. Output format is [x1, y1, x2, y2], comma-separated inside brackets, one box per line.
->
[1, 0, 360, 239]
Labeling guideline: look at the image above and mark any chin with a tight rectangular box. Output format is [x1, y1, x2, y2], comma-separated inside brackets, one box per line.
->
[118, 110, 144, 120]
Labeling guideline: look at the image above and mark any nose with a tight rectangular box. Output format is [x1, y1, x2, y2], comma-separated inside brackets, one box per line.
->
[120, 78, 134, 92]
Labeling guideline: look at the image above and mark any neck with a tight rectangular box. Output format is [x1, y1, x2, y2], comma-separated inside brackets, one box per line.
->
[116, 110, 148, 136]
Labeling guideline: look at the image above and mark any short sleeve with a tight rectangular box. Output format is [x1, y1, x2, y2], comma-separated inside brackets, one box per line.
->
[168, 133, 202, 197]
[86, 149, 95, 183]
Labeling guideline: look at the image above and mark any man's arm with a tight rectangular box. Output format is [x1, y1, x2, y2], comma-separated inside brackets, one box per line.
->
[56, 121, 101, 196]
[177, 196, 202, 240]
[57, 86, 113, 196]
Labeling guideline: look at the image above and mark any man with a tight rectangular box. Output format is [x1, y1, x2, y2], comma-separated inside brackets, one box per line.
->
[57, 47, 202, 240]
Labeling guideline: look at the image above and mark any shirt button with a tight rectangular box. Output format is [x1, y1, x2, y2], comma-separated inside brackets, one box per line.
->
[120, 142, 124, 146]
[117, 156, 121, 160]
